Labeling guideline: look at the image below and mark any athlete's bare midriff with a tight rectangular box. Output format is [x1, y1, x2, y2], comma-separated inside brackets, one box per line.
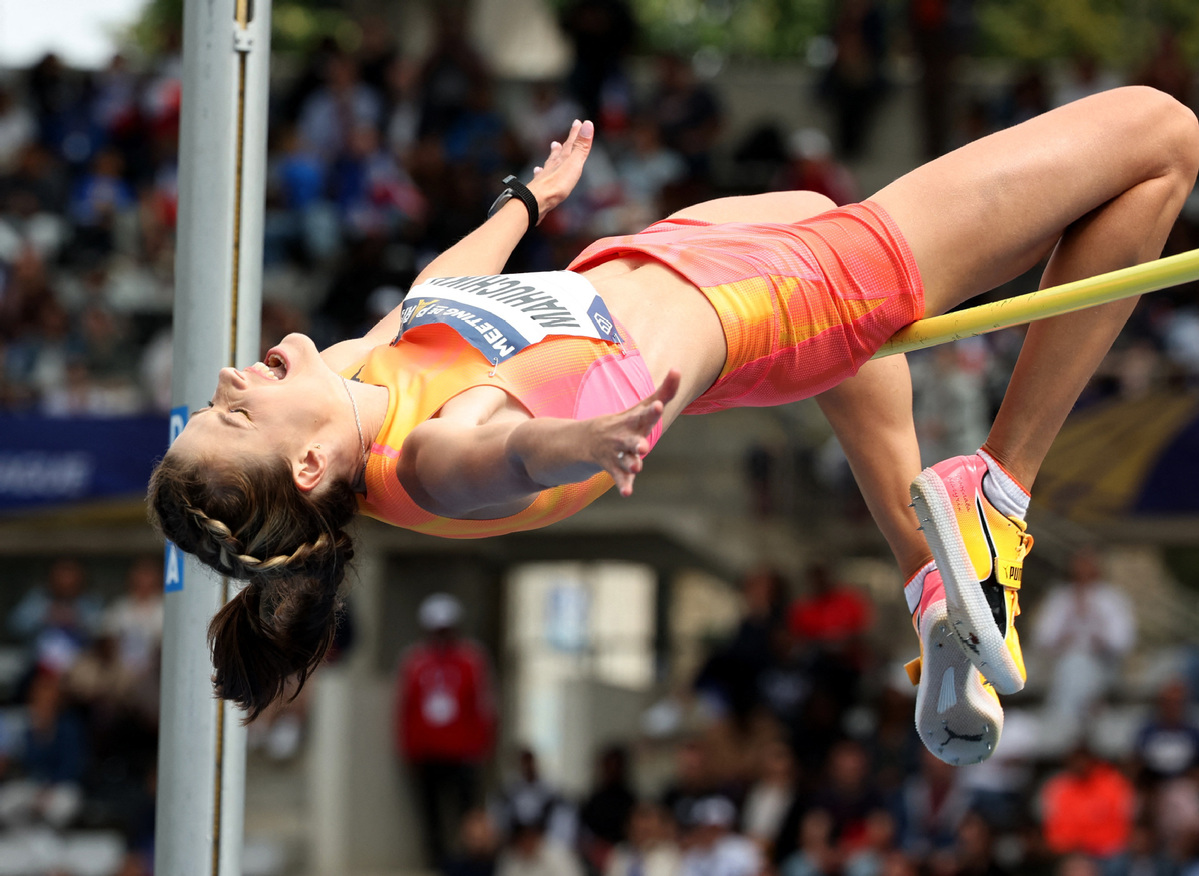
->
[578, 256, 728, 420]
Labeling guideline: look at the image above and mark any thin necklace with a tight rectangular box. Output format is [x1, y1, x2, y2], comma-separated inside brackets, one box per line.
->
[342, 377, 369, 476]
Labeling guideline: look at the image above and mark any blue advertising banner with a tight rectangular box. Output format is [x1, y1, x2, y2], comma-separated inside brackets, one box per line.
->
[0, 415, 169, 513]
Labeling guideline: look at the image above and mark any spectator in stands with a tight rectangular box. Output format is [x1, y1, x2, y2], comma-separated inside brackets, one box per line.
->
[1032, 546, 1136, 744]
[647, 53, 721, 183]
[741, 739, 800, 853]
[494, 746, 576, 847]
[814, 740, 884, 851]
[818, 0, 890, 160]
[1103, 820, 1177, 876]
[680, 796, 761, 876]
[898, 749, 971, 856]
[1134, 678, 1199, 788]
[1040, 743, 1135, 860]
[102, 555, 164, 681]
[8, 557, 102, 679]
[0, 671, 87, 828]
[605, 801, 682, 876]
[397, 593, 498, 867]
[417, 4, 491, 139]
[580, 744, 638, 873]
[950, 810, 1009, 876]
[559, 0, 638, 123]
[444, 808, 501, 876]
[780, 808, 839, 876]
[788, 563, 872, 718]
[843, 809, 900, 876]
[695, 566, 788, 725]
[660, 739, 720, 833]
[0, 85, 36, 174]
[771, 128, 858, 207]
[497, 813, 586, 876]
[298, 53, 383, 163]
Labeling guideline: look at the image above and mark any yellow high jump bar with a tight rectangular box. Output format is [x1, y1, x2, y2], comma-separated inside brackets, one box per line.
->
[874, 247, 1199, 358]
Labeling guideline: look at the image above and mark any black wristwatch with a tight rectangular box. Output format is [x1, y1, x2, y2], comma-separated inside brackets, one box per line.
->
[488, 174, 540, 229]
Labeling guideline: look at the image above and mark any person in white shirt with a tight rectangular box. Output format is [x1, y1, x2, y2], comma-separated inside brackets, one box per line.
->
[1032, 546, 1136, 743]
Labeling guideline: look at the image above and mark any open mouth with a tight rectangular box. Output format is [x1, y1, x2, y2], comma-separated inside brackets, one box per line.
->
[247, 350, 288, 381]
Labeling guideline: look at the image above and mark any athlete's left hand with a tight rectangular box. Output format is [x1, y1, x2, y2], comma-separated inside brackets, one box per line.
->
[526, 119, 594, 221]
[593, 370, 680, 497]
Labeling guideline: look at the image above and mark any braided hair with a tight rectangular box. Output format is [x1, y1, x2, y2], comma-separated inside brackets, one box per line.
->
[147, 448, 358, 721]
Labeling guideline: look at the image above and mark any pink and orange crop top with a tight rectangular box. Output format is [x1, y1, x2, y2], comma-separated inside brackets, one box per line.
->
[350, 272, 659, 539]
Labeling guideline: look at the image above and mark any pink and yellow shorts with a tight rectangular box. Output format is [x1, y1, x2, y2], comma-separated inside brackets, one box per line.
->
[568, 200, 925, 414]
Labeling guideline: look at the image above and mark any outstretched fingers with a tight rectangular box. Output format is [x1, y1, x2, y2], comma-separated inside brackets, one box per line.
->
[605, 370, 680, 497]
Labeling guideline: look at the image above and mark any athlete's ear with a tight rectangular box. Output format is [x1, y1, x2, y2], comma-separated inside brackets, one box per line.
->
[293, 446, 327, 493]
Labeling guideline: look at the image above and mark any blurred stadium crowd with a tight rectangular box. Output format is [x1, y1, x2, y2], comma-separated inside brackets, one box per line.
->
[2, 0, 1199, 875]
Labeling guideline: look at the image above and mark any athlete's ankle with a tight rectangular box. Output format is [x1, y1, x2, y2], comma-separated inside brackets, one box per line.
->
[978, 446, 1031, 520]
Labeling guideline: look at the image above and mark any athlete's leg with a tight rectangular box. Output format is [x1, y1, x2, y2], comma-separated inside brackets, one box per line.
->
[872, 86, 1199, 694]
[871, 85, 1199, 486]
[816, 357, 927, 575]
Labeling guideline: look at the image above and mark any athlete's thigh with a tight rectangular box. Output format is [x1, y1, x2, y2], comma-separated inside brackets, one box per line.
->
[669, 191, 837, 224]
[871, 86, 1195, 316]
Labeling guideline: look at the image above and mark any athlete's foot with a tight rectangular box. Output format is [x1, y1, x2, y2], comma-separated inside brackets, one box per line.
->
[905, 563, 1003, 765]
[910, 453, 1033, 695]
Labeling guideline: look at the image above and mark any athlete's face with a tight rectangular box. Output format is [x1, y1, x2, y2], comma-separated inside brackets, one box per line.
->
[171, 333, 345, 470]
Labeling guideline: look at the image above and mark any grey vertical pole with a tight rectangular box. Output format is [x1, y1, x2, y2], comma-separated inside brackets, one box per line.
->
[157, 1, 272, 874]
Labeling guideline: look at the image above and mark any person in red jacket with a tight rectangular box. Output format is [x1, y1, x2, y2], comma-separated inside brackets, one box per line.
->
[1040, 743, 1135, 859]
[396, 593, 498, 866]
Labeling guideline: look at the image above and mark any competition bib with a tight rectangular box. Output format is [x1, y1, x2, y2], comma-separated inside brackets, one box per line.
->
[398, 272, 623, 364]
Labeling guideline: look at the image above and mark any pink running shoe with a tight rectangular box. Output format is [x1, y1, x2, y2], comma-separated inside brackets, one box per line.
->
[905, 563, 1004, 766]
[910, 455, 1033, 695]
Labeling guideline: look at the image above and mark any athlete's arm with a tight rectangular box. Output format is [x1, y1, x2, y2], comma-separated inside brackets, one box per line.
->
[399, 370, 680, 517]
[412, 118, 594, 285]
[319, 120, 595, 371]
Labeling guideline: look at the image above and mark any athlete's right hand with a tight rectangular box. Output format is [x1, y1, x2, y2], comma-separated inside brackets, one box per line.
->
[591, 370, 680, 497]
[526, 119, 594, 220]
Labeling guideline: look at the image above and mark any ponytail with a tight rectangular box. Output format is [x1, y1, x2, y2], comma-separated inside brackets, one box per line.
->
[148, 449, 358, 721]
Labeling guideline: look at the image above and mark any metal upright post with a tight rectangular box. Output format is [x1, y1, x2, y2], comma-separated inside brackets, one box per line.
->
[157, 1, 271, 874]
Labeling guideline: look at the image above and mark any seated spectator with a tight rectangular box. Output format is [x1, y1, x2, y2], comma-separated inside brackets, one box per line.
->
[771, 129, 858, 206]
[843, 809, 900, 876]
[1102, 820, 1176, 876]
[1134, 678, 1199, 787]
[1040, 744, 1135, 860]
[605, 802, 681, 876]
[741, 739, 799, 852]
[0, 671, 87, 828]
[781, 808, 839, 876]
[494, 747, 576, 847]
[899, 749, 971, 856]
[813, 740, 883, 851]
[298, 53, 382, 162]
[102, 556, 165, 681]
[660, 739, 721, 833]
[579, 744, 638, 873]
[68, 147, 136, 258]
[1033, 546, 1136, 743]
[680, 797, 761, 876]
[444, 808, 500, 876]
[0, 84, 36, 174]
[8, 557, 102, 678]
[496, 815, 586, 876]
[951, 810, 1010, 876]
[695, 567, 788, 724]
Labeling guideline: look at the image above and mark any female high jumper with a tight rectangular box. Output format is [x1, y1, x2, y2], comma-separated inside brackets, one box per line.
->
[149, 86, 1199, 765]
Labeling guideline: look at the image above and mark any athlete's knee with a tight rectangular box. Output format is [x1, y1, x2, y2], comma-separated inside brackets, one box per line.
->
[1119, 86, 1199, 186]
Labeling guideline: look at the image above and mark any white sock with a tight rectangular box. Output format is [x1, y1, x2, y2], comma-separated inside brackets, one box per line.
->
[904, 560, 936, 616]
[978, 448, 1030, 520]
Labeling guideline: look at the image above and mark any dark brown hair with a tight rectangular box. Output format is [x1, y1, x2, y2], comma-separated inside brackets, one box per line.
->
[147, 449, 358, 721]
